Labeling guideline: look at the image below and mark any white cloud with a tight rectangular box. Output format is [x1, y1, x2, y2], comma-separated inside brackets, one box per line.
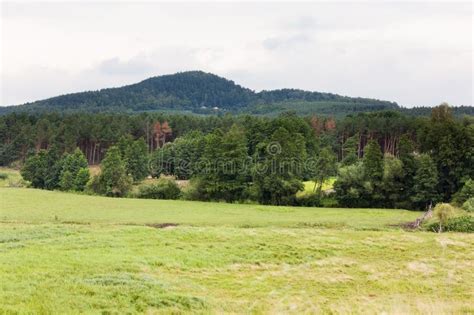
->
[1, 2, 472, 107]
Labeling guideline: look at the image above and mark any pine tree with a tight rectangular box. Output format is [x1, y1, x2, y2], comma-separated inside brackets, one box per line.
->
[397, 135, 417, 208]
[341, 133, 358, 166]
[59, 170, 74, 191]
[124, 139, 149, 182]
[94, 146, 132, 197]
[362, 140, 384, 206]
[74, 168, 90, 191]
[363, 140, 383, 181]
[412, 154, 439, 209]
[59, 148, 89, 191]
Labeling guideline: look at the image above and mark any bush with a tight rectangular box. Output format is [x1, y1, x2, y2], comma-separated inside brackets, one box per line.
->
[0, 173, 8, 180]
[433, 203, 456, 232]
[452, 179, 474, 205]
[181, 178, 208, 201]
[135, 178, 181, 200]
[296, 193, 321, 207]
[462, 198, 474, 212]
[7, 178, 26, 188]
[427, 216, 474, 233]
[320, 196, 339, 208]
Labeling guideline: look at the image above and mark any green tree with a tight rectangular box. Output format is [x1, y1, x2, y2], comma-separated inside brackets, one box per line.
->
[21, 146, 63, 190]
[341, 133, 358, 166]
[313, 147, 337, 196]
[74, 168, 90, 191]
[149, 142, 175, 178]
[362, 140, 384, 205]
[59, 170, 74, 191]
[197, 125, 250, 202]
[21, 151, 48, 189]
[252, 127, 305, 205]
[452, 179, 474, 205]
[382, 155, 404, 208]
[59, 148, 89, 191]
[92, 146, 132, 197]
[334, 162, 372, 208]
[420, 103, 474, 200]
[124, 138, 149, 182]
[363, 140, 383, 181]
[172, 131, 205, 179]
[412, 154, 439, 210]
[397, 135, 417, 207]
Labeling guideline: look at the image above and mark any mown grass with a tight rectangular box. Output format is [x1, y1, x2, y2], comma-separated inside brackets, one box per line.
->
[0, 187, 473, 314]
[1, 188, 418, 229]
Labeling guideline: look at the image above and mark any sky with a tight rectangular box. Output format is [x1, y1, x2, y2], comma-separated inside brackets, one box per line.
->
[1, 1, 472, 107]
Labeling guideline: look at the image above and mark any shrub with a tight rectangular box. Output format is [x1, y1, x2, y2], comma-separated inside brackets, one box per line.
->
[0, 173, 8, 180]
[181, 178, 208, 201]
[462, 198, 474, 212]
[320, 196, 339, 208]
[427, 216, 474, 233]
[8, 179, 26, 188]
[135, 178, 181, 200]
[452, 179, 474, 205]
[433, 203, 456, 233]
[296, 193, 321, 207]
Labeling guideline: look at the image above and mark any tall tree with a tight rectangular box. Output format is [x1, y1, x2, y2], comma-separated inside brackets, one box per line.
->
[59, 148, 89, 191]
[124, 139, 149, 182]
[362, 140, 384, 206]
[197, 125, 250, 202]
[341, 133, 359, 166]
[313, 147, 337, 196]
[412, 154, 439, 210]
[252, 127, 305, 205]
[92, 146, 132, 197]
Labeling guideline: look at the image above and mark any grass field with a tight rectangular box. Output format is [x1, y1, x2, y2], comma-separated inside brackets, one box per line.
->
[1, 188, 473, 314]
[0, 167, 23, 188]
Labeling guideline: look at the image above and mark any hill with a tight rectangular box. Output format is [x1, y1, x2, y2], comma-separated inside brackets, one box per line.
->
[2, 71, 472, 117]
[0, 71, 400, 116]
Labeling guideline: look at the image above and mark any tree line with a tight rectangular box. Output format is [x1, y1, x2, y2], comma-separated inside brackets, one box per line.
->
[2, 104, 473, 209]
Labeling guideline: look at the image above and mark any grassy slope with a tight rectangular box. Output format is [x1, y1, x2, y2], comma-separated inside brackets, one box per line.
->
[1, 188, 473, 314]
[1, 188, 418, 229]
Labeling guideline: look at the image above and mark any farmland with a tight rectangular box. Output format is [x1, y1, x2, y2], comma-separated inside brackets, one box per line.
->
[1, 188, 473, 314]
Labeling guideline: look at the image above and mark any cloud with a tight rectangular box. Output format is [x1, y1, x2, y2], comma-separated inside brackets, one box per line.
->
[97, 57, 156, 76]
[262, 34, 313, 51]
[1, 2, 472, 107]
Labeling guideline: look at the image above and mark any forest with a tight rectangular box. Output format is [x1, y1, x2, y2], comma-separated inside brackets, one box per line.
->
[2, 71, 473, 117]
[1, 103, 473, 211]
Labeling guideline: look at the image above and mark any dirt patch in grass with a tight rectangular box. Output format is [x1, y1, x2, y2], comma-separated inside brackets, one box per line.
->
[389, 222, 420, 230]
[147, 223, 179, 229]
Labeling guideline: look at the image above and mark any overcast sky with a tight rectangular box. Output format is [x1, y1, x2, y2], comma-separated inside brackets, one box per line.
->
[1, 1, 472, 107]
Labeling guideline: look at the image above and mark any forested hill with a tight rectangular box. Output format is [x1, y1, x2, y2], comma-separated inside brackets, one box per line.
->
[1, 71, 401, 116]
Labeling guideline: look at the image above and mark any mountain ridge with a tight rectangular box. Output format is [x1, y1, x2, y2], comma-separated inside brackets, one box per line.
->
[1, 70, 471, 117]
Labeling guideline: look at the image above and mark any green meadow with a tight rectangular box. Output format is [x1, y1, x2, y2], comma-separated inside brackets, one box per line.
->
[1, 188, 473, 314]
